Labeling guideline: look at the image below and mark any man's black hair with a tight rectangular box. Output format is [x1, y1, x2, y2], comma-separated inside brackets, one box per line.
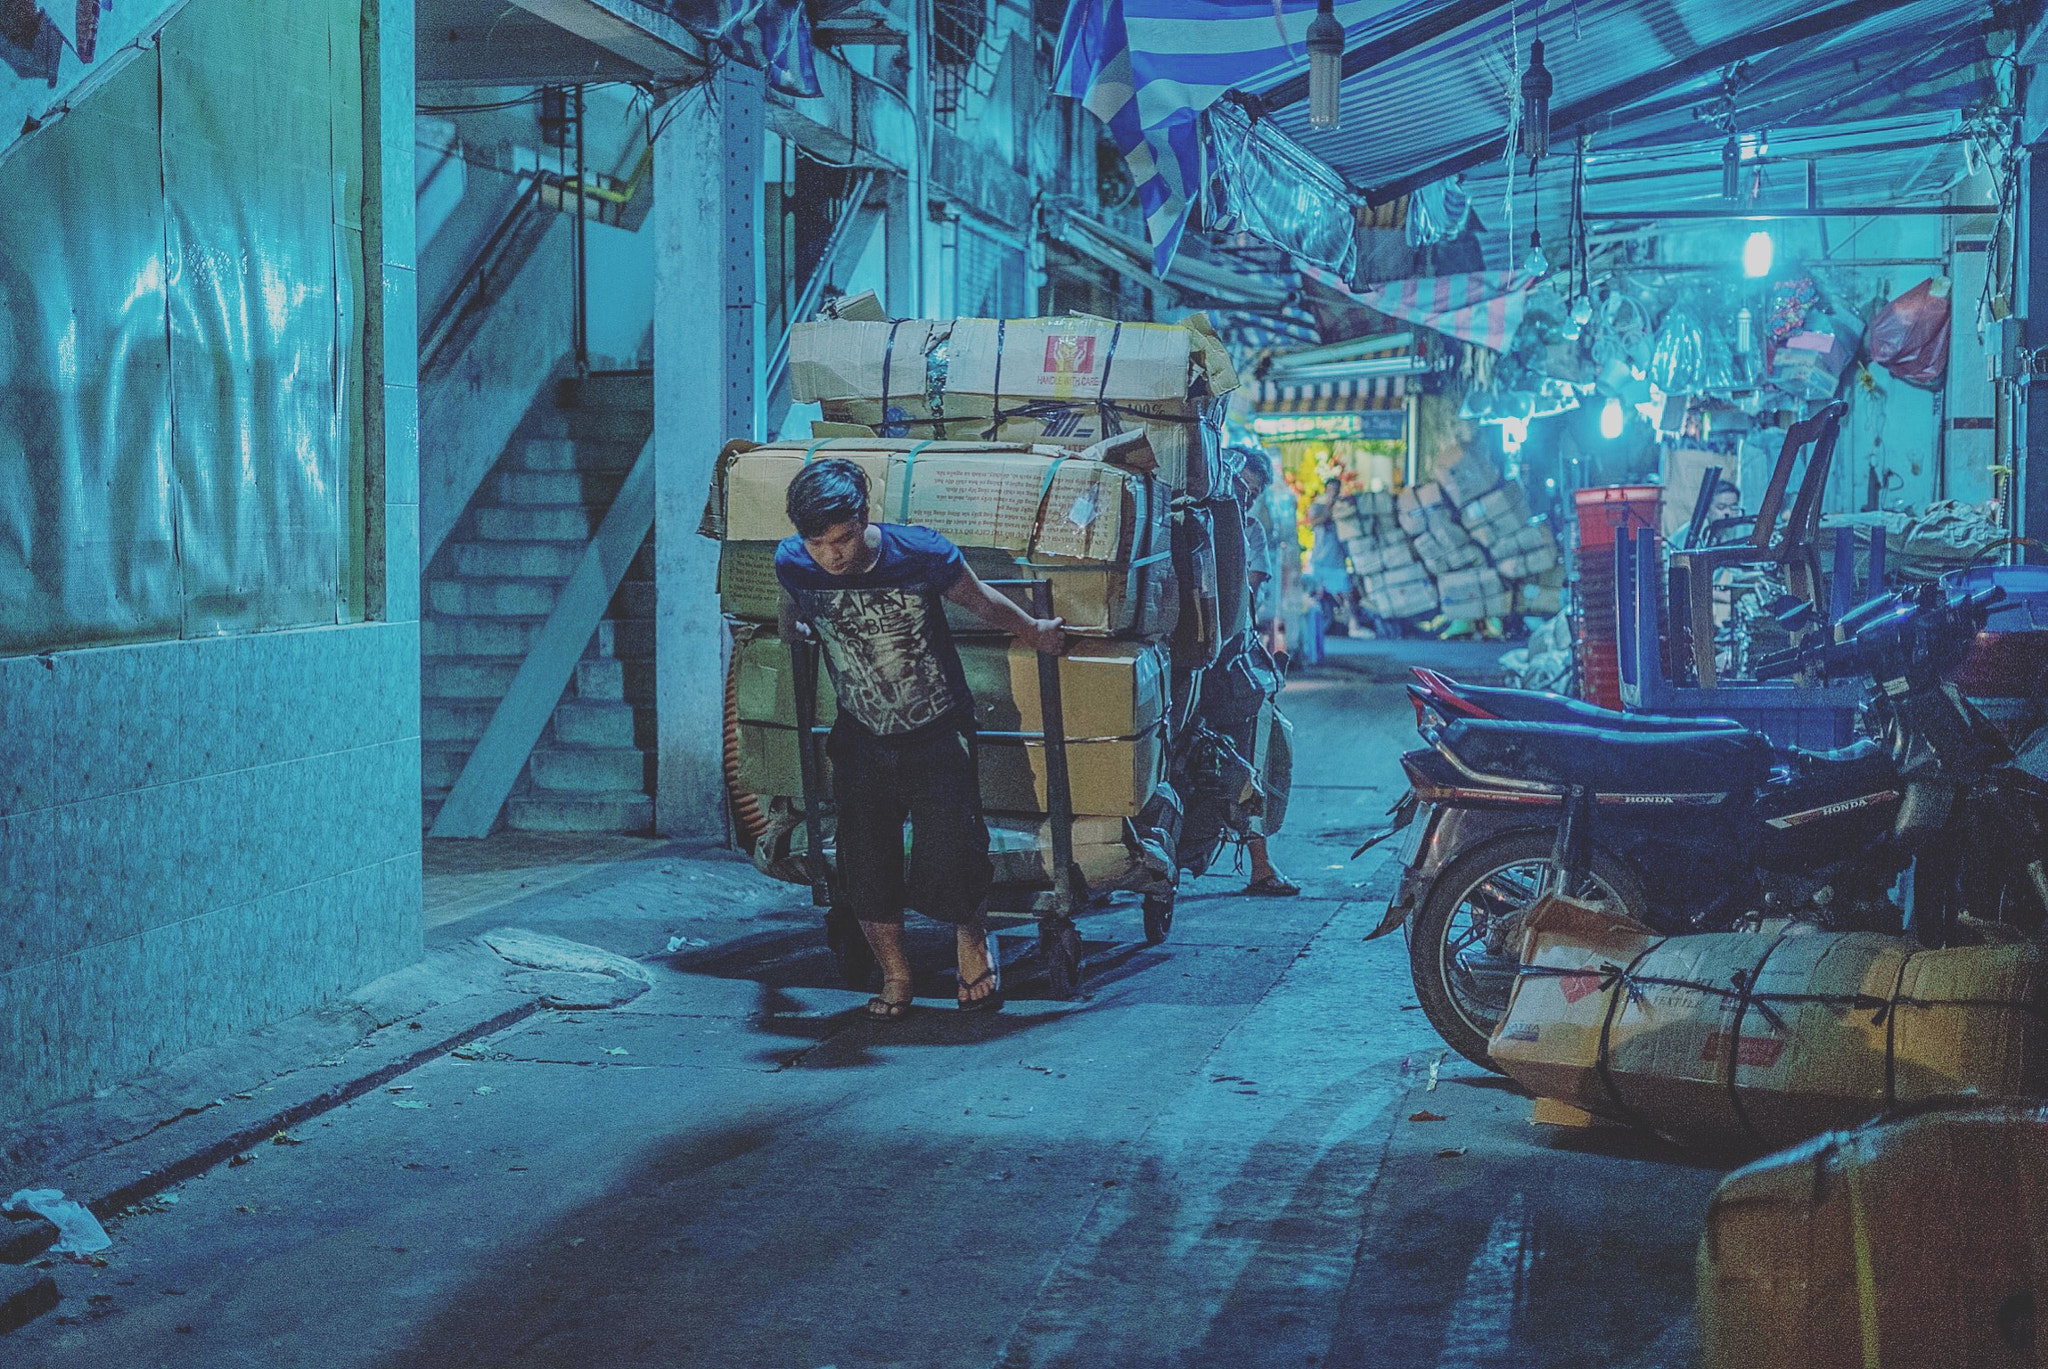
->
[786, 458, 870, 539]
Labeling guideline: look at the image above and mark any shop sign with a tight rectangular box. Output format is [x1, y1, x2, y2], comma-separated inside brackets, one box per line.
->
[1252, 410, 1407, 442]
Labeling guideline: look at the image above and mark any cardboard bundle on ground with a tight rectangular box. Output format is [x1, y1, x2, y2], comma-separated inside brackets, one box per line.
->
[1486, 522, 1561, 581]
[1698, 1107, 2048, 1369]
[789, 316, 1236, 497]
[1515, 564, 1567, 616]
[730, 626, 1169, 818]
[1490, 899, 2048, 1150]
[1344, 532, 1416, 578]
[711, 439, 1176, 637]
[1432, 445, 1503, 505]
[1358, 559, 1438, 619]
[1459, 482, 1532, 549]
[1435, 565, 1511, 620]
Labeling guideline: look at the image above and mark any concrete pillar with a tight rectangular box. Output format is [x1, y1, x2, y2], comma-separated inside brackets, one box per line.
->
[653, 67, 762, 839]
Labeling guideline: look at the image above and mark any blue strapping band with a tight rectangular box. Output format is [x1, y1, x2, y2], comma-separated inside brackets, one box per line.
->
[898, 440, 934, 522]
[803, 439, 828, 465]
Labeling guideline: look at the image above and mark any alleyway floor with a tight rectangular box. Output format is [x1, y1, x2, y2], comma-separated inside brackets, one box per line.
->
[12, 639, 1721, 1368]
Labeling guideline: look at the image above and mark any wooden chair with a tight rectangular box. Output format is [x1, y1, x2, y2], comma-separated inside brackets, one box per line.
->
[1670, 401, 1848, 687]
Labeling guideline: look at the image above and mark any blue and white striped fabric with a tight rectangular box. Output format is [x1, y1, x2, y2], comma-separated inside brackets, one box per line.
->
[1053, 0, 1405, 273]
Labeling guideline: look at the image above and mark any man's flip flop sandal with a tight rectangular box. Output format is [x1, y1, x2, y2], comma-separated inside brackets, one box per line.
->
[864, 994, 913, 1021]
[955, 969, 1003, 1013]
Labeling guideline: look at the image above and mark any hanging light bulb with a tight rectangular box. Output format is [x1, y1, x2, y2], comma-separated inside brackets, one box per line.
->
[1743, 230, 1774, 278]
[1600, 397, 1626, 441]
[1722, 135, 1741, 201]
[1307, 0, 1345, 131]
[1519, 39, 1553, 161]
[1735, 306, 1754, 356]
[1522, 229, 1549, 279]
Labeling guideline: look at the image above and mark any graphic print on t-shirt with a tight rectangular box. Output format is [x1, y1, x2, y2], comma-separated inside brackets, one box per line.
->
[805, 586, 963, 736]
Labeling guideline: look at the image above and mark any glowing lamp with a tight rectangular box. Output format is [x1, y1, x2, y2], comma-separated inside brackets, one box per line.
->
[1518, 40, 1552, 160]
[1307, 0, 1345, 130]
[1743, 230, 1774, 279]
[1600, 397, 1625, 441]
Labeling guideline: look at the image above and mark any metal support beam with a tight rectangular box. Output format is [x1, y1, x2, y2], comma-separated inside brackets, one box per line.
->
[1363, 0, 1924, 205]
[2023, 148, 2048, 563]
[1592, 205, 1999, 220]
[429, 436, 656, 838]
[653, 67, 763, 839]
[503, 0, 702, 76]
[1258, 0, 1519, 111]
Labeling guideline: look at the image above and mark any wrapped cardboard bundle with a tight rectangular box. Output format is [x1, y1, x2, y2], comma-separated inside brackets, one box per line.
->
[765, 811, 1164, 893]
[1170, 503, 1222, 672]
[1488, 523, 1562, 581]
[1433, 445, 1503, 505]
[711, 439, 1176, 638]
[1207, 496, 1252, 645]
[1354, 489, 1397, 518]
[1461, 481, 1531, 536]
[1436, 566, 1508, 620]
[788, 316, 1237, 496]
[1360, 560, 1438, 619]
[1396, 482, 1451, 536]
[1412, 524, 1486, 575]
[1491, 900, 2048, 1151]
[730, 629, 1170, 818]
[1516, 578, 1565, 616]
[1698, 1107, 2048, 1369]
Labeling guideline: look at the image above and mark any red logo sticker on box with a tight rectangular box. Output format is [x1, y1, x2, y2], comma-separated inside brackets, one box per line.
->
[1557, 971, 1604, 1004]
[1044, 335, 1096, 377]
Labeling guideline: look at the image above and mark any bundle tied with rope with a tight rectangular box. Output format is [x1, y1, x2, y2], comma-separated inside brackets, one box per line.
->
[1490, 894, 2048, 1153]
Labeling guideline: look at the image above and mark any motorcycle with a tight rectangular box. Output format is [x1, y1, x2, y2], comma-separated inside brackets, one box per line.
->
[1365, 578, 2048, 1070]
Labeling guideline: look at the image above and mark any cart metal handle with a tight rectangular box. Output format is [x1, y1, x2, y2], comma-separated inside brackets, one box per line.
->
[787, 633, 831, 908]
[983, 578, 1077, 921]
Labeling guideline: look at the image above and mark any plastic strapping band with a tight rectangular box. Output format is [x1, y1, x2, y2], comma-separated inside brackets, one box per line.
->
[1844, 1157, 1884, 1369]
[1026, 455, 1074, 560]
[803, 439, 828, 465]
[985, 318, 1008, 440]
[879, 320, 902, 426]
[1721, 929, 1793, 1150]
[1131, 549, 1172, 568]
[1097, 321, 1123, 434]
[1881, 955, 1909, 1110]
[898, 440, 934, 522]
[1591, 941, 1666, 1138]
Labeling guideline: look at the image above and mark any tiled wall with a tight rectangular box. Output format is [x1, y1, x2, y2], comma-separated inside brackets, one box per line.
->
[0, 625, 421, 1121]
[0, 0, 423, 1126]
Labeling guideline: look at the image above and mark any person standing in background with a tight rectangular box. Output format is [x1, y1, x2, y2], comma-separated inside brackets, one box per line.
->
[1226, 447, 1300, 898]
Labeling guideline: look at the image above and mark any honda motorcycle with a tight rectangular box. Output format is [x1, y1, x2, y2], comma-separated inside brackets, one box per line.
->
[1366, 579, 2048, 1069]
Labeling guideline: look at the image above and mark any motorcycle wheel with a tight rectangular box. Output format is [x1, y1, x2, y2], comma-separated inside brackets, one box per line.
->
[1410, 830, 1648, 1073]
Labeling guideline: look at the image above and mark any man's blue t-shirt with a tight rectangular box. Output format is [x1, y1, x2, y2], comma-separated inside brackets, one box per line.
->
[774, 524, 974, 740]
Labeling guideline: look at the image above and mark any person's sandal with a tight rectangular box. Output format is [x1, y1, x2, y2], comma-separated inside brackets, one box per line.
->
[1242, 873, 1302, 897]
[956, 969, 1004, 1013]
[865, 980, 914, 1021]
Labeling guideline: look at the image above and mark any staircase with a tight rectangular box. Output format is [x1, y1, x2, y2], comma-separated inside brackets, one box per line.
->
[422, 372, 657, 834]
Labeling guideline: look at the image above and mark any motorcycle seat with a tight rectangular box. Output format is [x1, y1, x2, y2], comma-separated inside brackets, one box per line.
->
[1438, 680, 1748, 734]
[1439, 718, 1774, 798]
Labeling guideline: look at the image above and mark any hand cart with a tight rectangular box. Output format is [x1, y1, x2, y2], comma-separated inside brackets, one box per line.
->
[786, 579, 1172, 1000]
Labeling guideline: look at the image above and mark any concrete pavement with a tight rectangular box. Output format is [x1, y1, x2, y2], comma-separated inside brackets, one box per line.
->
[7, 638, 1723, 1368]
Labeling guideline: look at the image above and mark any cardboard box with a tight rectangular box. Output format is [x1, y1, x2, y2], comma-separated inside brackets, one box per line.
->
[713, 440, 1176, 637]
[1396, 482, 1450, 536]
[730, 627, 1168, 741]
[1432, 446, 1503, 505]
[736, 721, 1164, 817]
[1698, 1108, 2048, 1369]
[1462, 481, 1531, 531]
[1516, 581, 1564, 616]
[1490, 903, 2048, 1150]
[789, 316, 1236, 494]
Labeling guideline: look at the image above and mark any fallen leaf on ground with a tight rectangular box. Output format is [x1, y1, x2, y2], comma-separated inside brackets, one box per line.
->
[229, 1153, 254, 1167]
[1409, 1110, 1447, 1123]
[271, 1132, 303, 1146]
[602, 1047, 629, 1057]
[1436, 1148, 1469, 1159]
[474, 1085, 496, 1096]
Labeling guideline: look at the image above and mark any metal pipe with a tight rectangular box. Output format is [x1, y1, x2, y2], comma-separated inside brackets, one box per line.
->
[1591, 205, 1997, 220]
[572, 84, 589, 377]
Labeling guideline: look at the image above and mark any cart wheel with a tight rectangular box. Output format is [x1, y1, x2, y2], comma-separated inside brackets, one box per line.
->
[1142, 891, 1175, 946]
[825, 910, 877, 991]
[1042, 918, 1084, 1000]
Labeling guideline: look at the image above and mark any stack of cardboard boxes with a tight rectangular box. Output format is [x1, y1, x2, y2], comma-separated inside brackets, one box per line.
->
[709, 312, 1241, 893]
[1341, 445, 1564, 623]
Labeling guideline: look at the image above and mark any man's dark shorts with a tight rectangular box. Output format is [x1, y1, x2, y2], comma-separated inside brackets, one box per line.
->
[828, 721, 993, 926]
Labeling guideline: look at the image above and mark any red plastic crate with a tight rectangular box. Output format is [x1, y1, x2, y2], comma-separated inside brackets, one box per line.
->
[1574, 485, 1663, 552]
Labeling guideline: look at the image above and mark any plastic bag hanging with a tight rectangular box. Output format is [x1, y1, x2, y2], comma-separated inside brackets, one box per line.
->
[1868, 278, 1953, 390]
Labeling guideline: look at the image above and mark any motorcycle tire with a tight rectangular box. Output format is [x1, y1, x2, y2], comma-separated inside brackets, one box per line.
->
[1409, 829, 1648, 1073]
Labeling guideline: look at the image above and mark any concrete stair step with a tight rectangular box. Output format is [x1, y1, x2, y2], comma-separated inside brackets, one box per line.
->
[504, 434, 644, 471]
[421, 744, 469, 791]
[493, 469, 627, 507]
[423, 617, 620, 661]
[505, 792, 653, 834]
[422, 658, 520, 699]
[450, 541, 583, 580]
[572, 657, 656, 706]
[423, 701, 495, 743]
[609, 619, 654, 662]
[559, 410, 654, 444]
[475, 506, 596, 542]
[552, 700, 639, 748]
[429, 578, 559, 619]
[559, 371, 654, 413]
[528, 745, 651, 795]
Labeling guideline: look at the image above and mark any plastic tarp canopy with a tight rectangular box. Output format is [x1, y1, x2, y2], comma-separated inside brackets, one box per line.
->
[0, 0, 364, 656]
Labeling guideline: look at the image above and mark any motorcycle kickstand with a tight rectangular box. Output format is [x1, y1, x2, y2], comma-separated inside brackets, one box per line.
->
[1547, 786, 1591, 899]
